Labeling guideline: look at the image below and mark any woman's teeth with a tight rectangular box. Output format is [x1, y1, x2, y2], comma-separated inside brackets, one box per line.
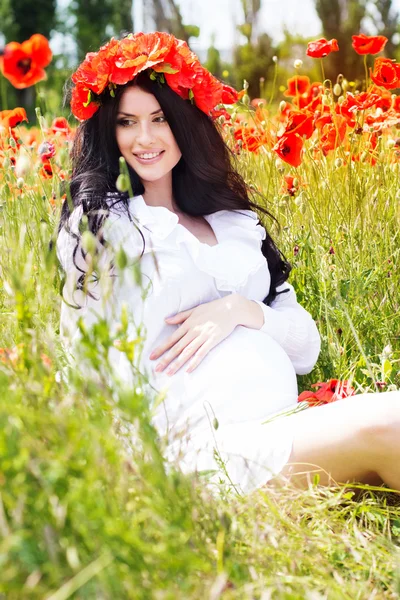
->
[137, 152, 162, 159]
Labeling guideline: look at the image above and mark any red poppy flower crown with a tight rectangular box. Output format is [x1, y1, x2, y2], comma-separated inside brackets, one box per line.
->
[70, 31, 239, 121]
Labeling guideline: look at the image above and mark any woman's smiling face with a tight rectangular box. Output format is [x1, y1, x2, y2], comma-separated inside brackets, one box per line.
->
[115, 85, 182, 186]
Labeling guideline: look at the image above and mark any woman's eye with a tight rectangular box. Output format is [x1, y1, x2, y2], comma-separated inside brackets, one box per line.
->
[154, 116, 166, 123]
[117, 119, 135, 127]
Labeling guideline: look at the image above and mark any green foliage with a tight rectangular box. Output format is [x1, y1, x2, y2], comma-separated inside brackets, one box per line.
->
[315, 0, 368, 81]
[233, 33, 275, 98]
[369, 0, 400, 59]
[0, 0, 57, 42]
[68, 0, 133, 62]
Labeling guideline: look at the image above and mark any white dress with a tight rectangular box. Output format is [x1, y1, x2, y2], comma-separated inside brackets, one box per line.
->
[57, 194, 321, 493]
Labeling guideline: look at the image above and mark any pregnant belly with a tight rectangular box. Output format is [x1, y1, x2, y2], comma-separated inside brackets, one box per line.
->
[150, 326, 298, 437]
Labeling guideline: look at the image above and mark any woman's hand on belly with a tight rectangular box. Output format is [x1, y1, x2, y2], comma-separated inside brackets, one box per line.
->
[149, 293, 246, 376]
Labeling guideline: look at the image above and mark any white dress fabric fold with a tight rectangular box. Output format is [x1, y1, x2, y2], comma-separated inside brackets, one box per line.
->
[57, 194, 321, 494]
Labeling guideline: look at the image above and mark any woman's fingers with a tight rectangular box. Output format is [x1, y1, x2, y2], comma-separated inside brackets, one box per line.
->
[165, 308, 193, 324]
[164, 335, 210, 376]
[185, 338, 216, 373]
[150, 325, 187, 360]
[154, 330, 197, 372]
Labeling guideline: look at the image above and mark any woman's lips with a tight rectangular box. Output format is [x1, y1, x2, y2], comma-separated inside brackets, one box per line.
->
[133, 150, 165, 165]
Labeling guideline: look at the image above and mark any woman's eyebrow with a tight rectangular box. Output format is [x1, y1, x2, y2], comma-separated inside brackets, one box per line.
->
[117, 109, 163, 117]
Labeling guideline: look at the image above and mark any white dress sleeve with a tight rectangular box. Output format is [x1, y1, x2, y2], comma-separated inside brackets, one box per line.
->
[252, 283, 321, 375]
[56, 206, 145, 388]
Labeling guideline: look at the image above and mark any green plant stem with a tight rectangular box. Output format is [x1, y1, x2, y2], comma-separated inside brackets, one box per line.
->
[268, 60, 278, 106]
[320, 59, 326, 83]
[0, 74, 8, 111]
[364, 55, 369, 91]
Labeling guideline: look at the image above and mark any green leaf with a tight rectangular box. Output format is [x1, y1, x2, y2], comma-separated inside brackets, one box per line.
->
[159, 63, 179, 74]
[382, 358, 392, 377]
[83, 90, 92, 108]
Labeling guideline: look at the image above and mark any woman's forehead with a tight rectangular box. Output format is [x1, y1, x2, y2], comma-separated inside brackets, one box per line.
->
[118, 86, 161, 115]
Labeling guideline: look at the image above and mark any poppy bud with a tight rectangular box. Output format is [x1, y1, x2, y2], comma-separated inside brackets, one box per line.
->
[15, 152, 30, 177]
[81, 230, 97, 255]
[16, 177, 24, 189]
[243, 79, 249, 90]
[242, 94, 250, 105]
[279, 101, 287, 112]
[360, 151, 368, 162]
[382, 344, 392, 359]
[294, 59, 303, 69]
[38, 141, 56, 160]
[9, 136, 16, 148]
[116, 174, 130, 193]
[272, 56, 278, 63]
[322, 95, 332, 106]
[337, 74, 344, 83]
[116, 247, 128, 270]
[3, 157, 11, 169]
[333, 83, 342, 96]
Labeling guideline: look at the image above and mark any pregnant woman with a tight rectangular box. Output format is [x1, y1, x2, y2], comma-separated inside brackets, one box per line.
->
[56, 32, 400, 494]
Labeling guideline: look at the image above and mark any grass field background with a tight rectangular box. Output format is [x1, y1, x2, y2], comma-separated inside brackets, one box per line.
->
[0, 86, 400, 597]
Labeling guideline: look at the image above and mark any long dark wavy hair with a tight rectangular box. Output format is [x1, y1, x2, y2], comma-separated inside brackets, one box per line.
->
[56, 70, 291, 305]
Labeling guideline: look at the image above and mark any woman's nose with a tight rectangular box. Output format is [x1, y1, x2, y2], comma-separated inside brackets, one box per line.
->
[135, 122, 155, 147]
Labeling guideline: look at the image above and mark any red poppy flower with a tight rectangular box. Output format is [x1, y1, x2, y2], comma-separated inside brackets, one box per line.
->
[273, 133, 304, 167]
[353, 91, 381, 110]
[112, 32, 176, 85]
[306, 38, 339, 59]
[70, 83, 101, 121]
[0, 107, 28, 128]
[319, 115, 347, 155]
[211, 107, 230, 121]
[221, 83, 239, 104]
[70, 32, 239, 120]
[298, 379, 355, 406]
[367, 84, 393, 111]
[283, 111, 314, 139]
[370, 57, 400, 90]
[352, 34, 388, 55]
[0, 34, 52, 89]
[335, 95, 357, 128]
[72, 39, 120, 94]
[38, 141, 56, 161]
[281, 174, 304, 196]
[284, 76, 311, 97]
[162, 41, 198, 98]
[40, 160, 53, 178]
[190, 66, 224, 114]
[51, 117, 70, 136]
[234, 124, 269, 153]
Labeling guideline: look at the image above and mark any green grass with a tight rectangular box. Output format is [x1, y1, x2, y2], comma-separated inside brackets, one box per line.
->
[0, 114, 399, 597]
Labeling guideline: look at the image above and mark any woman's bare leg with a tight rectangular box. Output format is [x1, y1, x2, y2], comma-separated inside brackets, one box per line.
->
[276, 391, 400, 490]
